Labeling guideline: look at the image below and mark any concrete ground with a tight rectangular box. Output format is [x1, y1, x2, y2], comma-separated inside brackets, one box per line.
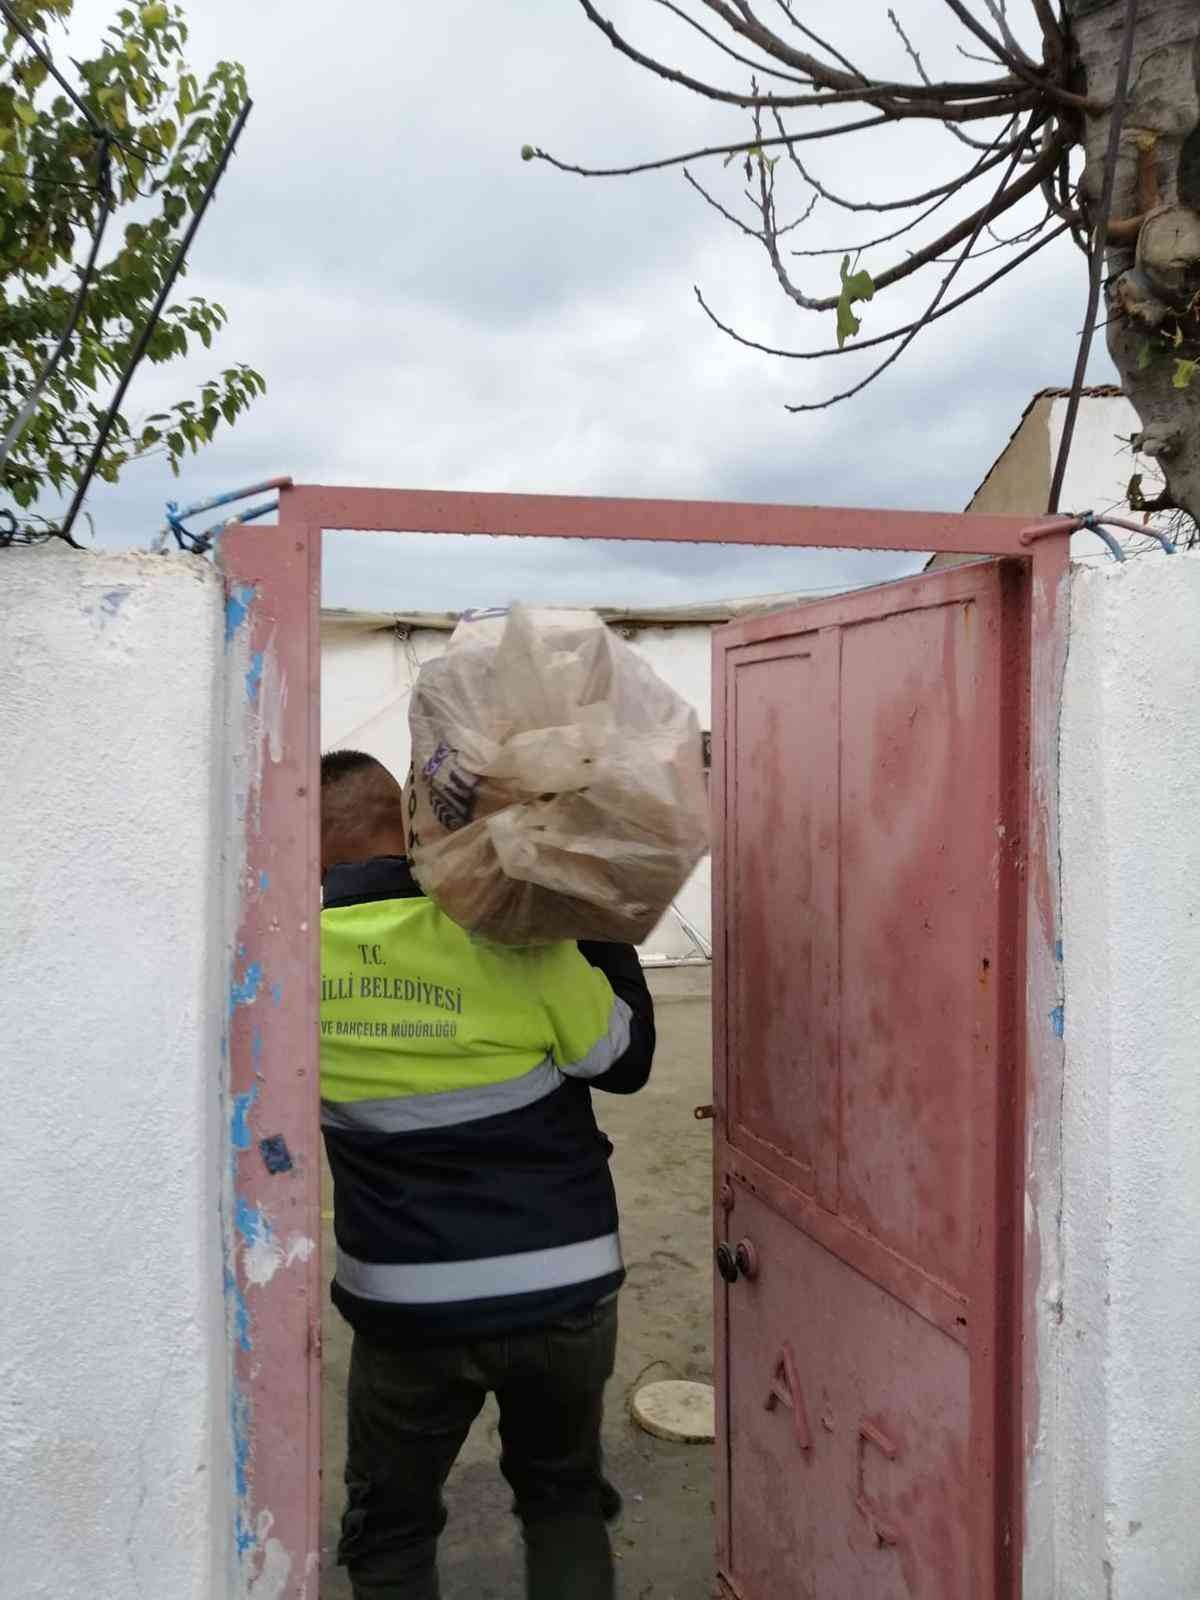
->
[320, 966, 716, 1599]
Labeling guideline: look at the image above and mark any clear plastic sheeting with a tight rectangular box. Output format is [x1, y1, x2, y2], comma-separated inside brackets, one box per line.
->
[407, 605, 710, 945]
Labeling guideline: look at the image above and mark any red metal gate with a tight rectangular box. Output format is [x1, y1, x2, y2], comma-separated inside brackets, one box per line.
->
[713, 559, 1030, 1599]
[223, 487, 1070, 1597]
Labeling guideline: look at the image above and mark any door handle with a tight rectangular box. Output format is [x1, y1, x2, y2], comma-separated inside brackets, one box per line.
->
[734, 1238, 759, 1279]
[716, 1238, 759, 1284]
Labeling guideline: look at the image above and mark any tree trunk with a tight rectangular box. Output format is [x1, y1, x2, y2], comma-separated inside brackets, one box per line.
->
[1067, 0, 1200, 526]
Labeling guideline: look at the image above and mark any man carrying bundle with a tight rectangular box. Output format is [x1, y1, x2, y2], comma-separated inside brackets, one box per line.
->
[319, 748, 656, 1600]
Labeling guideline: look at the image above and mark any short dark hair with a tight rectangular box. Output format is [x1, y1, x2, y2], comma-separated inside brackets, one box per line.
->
[321, 748, 387, 789]
[320, 748, 407, 868]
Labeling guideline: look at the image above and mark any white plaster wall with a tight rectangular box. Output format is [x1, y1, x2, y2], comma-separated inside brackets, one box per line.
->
[1048, 394, 1177, 565]
[1049, 393, 1143, 522]
[320, 620, 715, 961]
[0, 547, 230, 1599]
[1058, 551, 1200, 1598]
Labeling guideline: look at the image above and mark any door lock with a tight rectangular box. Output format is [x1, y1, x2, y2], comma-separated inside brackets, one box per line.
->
[716, 1241, 740, 1283]
[716, 1238, 759, 1284]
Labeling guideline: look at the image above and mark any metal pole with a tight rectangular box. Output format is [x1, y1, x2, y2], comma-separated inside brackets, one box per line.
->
[58, 98, 253, 546]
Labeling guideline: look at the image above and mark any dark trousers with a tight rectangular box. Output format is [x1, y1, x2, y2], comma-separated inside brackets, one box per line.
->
[339, 1297, 619, 1599]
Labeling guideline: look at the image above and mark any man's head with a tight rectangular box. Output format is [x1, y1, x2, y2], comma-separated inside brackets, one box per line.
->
[321, 749, 408, 873]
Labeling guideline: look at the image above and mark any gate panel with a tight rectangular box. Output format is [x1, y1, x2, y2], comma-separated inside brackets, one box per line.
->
[726, 1186, 971, 1600]
[728, 635, 838, 1198]
[837, 597, 998, 1293]
[715, 561, 1028, 1600]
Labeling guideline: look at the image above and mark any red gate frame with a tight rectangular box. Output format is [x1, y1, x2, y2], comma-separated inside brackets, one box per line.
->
[218, 485, 1070, 1598]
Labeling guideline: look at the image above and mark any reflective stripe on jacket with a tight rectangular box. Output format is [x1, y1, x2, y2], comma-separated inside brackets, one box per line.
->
[319, 855, 654, 1343]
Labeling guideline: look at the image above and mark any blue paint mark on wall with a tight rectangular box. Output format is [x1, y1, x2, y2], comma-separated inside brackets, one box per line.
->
[259, 870, 270, 892]
[225, 583, 256, 643]
[224, 1267, 252, 1353]
[230, 960, 263, 1012]
[1055, 939, 1064, 963]
[252, 1027, 263, 1075]
[271, 982, 283, 1007]
[244, 649, 264, 705]
[235, 1196, 270, 1248]
[231, 1082, 258, 1150]
[1051, 1005, 1065, 1038]
[235, 1512, 256, 1557]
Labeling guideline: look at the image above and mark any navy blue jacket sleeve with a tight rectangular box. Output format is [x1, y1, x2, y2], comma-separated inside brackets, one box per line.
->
[577, 941, 656, 1094]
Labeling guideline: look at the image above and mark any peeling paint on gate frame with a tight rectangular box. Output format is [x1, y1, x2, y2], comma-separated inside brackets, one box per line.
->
[220, 485, 1068, 1598]
[220, 520, 321, 1600]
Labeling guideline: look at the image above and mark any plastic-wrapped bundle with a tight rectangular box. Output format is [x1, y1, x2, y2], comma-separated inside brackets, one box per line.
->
[406, 605, 709, 945]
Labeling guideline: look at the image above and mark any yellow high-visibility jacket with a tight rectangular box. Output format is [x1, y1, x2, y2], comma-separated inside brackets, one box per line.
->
[320, 855, 655, 1342]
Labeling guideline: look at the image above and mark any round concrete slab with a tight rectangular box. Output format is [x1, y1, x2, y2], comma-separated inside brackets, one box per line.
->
[632, 1380, 715, 1443]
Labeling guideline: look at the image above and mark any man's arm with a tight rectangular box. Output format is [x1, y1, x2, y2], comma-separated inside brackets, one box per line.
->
[577, 941, 656, 1094]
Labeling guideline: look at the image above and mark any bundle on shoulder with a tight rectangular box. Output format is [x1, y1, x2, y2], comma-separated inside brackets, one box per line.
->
[407, 604, 709, 945]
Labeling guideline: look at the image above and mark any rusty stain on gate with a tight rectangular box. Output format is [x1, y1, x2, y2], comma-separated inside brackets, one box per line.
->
[218, 486, 1070, 1597]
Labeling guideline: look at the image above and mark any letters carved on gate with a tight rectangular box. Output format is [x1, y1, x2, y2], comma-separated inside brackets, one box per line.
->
[764, 1342, 811, 1450]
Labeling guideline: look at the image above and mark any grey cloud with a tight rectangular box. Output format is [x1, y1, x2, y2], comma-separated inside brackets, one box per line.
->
[60, 0, 1114, 611]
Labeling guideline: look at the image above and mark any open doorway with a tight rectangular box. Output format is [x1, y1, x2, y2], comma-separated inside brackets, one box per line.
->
[220, 485, 1069, 1600]
[314, 532, 879, 1596]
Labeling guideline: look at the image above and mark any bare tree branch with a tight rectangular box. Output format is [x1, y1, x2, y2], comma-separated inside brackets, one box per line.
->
[888, 6, 1016, 152]
[958, 43, 1001, 67]
[783, 134, 1039, 411]
[981, 0, 1037, 68]
[1028, 0, 1065, 57]
[769, 111, 1028, 215]
[786, 188, 973, 260]
[575, 0, 1034, 118]
[755, 123, 1059, 314]
[695, 0, 895, 91]
[683, 167, 765, 240]
[701, 236, 1069, 359]
[767, 0, 868, 80]
[916, 206, 1059, 265]
[938, 0, 1099, 110]
[528, 116, 896, 180]
[530, 0, 1193, 500]
[649, 0, 819, 87]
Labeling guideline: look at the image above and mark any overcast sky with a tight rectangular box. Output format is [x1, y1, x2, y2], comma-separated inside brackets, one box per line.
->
[63, 0, 1114, 610]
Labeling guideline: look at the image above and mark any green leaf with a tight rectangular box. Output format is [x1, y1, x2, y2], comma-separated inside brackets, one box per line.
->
[0, 6, 261, 511]
[1136, 339, 1155, 371]
[1172, 358, 1197, 390]
[835, 255, 875, 349]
